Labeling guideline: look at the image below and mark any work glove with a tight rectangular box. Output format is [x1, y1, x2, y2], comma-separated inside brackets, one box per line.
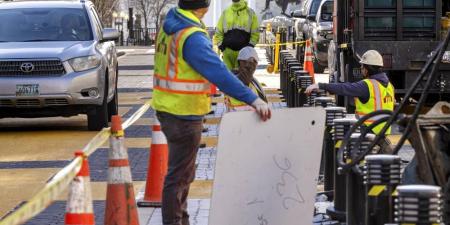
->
[305, 83, 320, 95]
[251, 98, 271, 121]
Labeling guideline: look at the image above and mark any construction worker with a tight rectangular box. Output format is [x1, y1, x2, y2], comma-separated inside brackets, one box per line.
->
[225, 46, 267, 111]
[151, 1, 271, 225]
[215, 0, 260, 70]
[305, 50, 395, 135]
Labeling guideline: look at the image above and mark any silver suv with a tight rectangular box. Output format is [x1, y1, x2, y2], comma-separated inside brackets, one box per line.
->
[0, 0, 119, 131]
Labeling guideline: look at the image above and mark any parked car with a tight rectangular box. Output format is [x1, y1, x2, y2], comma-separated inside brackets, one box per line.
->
[0, 0, 120, 131]
[292, 0, 332, 73]
[305, 0, 333, 73]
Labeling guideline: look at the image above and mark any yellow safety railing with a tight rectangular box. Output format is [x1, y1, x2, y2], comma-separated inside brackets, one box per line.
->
[0, 100, 152, 225]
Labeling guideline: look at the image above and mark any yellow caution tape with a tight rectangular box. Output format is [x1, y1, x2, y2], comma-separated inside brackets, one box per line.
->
[0, 100, 153, 225]
[392, 189, 398, 196]
[368, 185, 386, 196]
[335, 140, 342, 148]
[123, 100, 152, 130]
[83, 100, 152, 156]
[255, 40, 306, 47]
[0, 157, 82, 225]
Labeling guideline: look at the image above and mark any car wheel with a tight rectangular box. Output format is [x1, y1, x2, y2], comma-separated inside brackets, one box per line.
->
[313, 57, 325, 73]
[87, 81, 109, 131]
[108, 68, 119, 121]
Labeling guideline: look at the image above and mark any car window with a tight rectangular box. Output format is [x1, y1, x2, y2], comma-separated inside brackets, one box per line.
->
[320, 1, 333, 22]
[301, 0, 310, 16]
[309, 0, 322, 16]
[0, 8, 93, 42]
[89, 8, 103, 37]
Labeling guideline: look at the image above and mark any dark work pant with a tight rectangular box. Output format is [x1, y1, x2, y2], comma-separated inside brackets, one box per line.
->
[156, 112, 203, 225]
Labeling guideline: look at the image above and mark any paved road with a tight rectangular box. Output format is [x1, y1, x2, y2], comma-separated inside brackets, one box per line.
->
[0, 47, 154, 220]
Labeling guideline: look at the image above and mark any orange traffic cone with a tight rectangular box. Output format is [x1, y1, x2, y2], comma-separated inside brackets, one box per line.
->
[65, 151, 94, 225]
[303, 39, 315, 81]
[137, 115, 168, 207]
[104, 115, 139, 225]
[210, 84, 221, 97]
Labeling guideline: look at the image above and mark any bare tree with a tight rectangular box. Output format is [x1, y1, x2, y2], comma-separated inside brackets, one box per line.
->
[136, 0, 175, 41]
[92, 0, 121, 26]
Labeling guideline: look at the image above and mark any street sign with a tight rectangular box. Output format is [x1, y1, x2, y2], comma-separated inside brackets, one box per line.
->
[209, 108, 325, 225]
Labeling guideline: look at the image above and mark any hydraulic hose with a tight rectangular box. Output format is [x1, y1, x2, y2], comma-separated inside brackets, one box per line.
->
[336, 110, 393, 172]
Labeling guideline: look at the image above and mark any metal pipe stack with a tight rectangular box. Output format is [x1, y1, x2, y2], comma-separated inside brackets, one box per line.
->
[326, 116, 359, 222]
[364, 155, 401, 225]
[345, 133, 376, 225]
[395, 185, 443, 225]
[322, 107, 346, 194]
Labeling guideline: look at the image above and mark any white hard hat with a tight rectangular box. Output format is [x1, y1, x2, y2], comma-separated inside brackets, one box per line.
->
[237, 46, 259, 62]
[359, 50, 383, 67]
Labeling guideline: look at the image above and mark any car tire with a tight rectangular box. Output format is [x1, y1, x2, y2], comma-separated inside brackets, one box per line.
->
[107, 68, 119, 121]
[87, 80, 109, 131]
[313, 57, 325, 73]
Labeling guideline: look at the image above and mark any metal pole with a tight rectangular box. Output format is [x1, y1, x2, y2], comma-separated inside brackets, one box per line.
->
[364, 155, 401, 225]
[326, 116, 359, 222]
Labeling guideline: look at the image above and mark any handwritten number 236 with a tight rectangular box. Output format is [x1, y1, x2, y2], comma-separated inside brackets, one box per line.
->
[273, 156, 305, 209]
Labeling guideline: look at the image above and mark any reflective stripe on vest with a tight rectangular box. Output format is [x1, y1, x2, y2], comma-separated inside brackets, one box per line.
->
[153, 26, 210, 95]
[355, 79, 395, 134]
[151, 10, 212, 116]
[223, 8, 254, 33]
[154, 75, 210, 94]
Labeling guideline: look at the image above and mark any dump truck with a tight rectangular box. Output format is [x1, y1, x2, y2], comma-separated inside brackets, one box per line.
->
[328, 0, 450, 110]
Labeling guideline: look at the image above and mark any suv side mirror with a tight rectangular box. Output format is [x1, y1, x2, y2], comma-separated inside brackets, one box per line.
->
[306, 15, 316, 21]
[101, 28, 120, 42]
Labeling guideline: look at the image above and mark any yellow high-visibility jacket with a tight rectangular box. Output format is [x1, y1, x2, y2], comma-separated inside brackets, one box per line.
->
[214, 0, 259, 51]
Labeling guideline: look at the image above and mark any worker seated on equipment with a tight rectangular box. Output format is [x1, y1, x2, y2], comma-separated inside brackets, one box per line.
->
[225, 47, 268, 112]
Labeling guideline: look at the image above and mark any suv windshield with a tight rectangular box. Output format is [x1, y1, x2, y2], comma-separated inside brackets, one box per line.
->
[0, 8, 93, 42]
[309, 0, 322, 16]
[320, 1, 333, 22]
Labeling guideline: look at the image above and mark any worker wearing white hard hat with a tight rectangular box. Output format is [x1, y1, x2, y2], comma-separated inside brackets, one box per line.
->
[225, 47, 268, 111]
[306, 49, 395, 136]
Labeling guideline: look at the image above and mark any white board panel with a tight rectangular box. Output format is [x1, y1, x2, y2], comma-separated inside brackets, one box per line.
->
[209, 108, 325, 225]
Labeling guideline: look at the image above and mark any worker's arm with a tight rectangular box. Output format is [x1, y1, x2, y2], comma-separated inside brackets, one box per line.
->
[184, 32, 258, 105]
[249, 9, 260, 46]
[214, 13, 225, 51]
[318, 81, 370, 102]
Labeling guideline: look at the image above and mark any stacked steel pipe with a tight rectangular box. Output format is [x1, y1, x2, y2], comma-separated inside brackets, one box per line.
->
[327, 116, 359, 222]
[322, 107, 346, 194]
[395, 185, 443, 225]
[364, 155, 401, 225]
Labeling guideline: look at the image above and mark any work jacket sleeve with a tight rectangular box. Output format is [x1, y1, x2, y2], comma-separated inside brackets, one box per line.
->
[184, 32, 258, 105]
[214, 14, 225, 48]
[249, 9, 260, 46]
[319, 81, 370, 103]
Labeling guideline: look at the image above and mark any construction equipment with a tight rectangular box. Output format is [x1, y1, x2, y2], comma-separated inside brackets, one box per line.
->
[330, 0, 450, 111]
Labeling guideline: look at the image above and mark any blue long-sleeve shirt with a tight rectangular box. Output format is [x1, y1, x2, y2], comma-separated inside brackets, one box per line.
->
[318, 73, 390, 103]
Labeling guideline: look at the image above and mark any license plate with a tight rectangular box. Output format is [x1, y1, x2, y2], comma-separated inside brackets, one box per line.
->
[16, 84, 39, 96]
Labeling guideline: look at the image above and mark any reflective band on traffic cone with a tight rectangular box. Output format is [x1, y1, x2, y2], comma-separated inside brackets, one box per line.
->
[137, 115, 168, 207]
[210, 84, 217, 95]
[65, 151, 94, 225]
[303, 39, 315, 81]
[104, 115, 139, 225]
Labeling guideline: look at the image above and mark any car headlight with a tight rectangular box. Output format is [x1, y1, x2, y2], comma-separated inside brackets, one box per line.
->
[68, 55, 101, 72]
[442, 51, 450, 63]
